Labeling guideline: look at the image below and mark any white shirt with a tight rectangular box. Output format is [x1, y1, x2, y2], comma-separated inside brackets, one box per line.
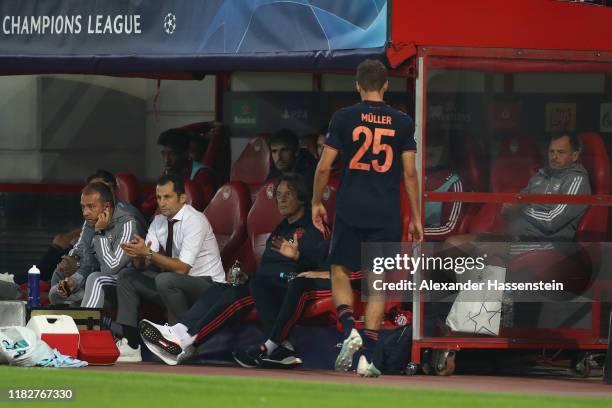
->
[146, 204, 225, 282]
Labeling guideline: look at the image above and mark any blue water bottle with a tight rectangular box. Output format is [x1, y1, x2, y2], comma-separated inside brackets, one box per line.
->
[27, 265, 41, 307]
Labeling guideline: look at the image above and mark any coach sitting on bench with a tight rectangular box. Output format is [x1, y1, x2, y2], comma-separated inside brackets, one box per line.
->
[116, 174, 225, 362]
[138, 173, 331, 367]
[49, 182, 144, 307]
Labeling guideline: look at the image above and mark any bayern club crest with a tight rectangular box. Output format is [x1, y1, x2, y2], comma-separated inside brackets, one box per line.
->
[394, 313, 409, 327]
[294, 227, 305, 240]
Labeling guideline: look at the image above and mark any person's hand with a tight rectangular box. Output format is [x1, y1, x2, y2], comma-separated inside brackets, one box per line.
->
[311, 203, 329, 236]
[95, 208, 111, 233]
[57, 255, 79, 276]
[271, 232, 300, 261]
[57, 278, 75, 299]
[297, 271, 330, 279]
[407, 219, 423, 243]
[121, 235, 150, 258]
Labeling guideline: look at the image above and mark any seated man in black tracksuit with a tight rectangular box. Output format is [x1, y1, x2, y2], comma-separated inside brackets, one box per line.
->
[139, 173, 343, 367]
[233, 262, 363, 368]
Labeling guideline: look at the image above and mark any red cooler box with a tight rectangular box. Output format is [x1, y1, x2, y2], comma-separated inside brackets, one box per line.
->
[78, 330, 119, 365]
[26, 315, 79, 358]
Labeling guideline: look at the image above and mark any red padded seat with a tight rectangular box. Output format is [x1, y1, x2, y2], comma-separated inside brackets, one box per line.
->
[114, 173, 140, 206]
[191, 166, 217, 209]
[574, 132, 610, 242]
[491, 133, 541, 193]
[451, 134, 486, 193]
[184, 179, 205, 211]
[240, 180, 283, 274]
[202, 124, 231, 185]
[469, 133, 541, 234]
[203, 182, 251, 269]
[230, 136, 271, 202]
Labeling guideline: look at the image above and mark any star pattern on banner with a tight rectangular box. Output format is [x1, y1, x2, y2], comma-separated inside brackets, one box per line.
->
[468, 302, 501, 335]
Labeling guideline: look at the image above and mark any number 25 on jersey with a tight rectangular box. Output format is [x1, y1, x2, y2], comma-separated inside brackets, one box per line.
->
[349, 126, 395, 173]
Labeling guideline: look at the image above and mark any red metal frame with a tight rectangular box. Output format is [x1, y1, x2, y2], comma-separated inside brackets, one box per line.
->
[421, 47, 612, 73]
[423, 47, 612, 62]
[388, 0, 612, 69]
[411, 47, 612, 367]
[425, 192, 612, 206]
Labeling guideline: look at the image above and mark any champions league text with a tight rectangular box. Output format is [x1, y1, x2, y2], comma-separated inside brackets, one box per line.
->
[2, 15, 142, 35]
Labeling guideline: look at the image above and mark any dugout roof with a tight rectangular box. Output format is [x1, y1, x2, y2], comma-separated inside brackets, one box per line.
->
[0, 0, 611, 76]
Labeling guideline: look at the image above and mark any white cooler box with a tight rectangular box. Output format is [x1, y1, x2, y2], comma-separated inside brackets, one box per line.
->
[26, 315, 79, 358]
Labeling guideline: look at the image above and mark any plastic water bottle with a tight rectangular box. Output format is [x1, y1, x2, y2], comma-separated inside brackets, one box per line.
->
[27, 265, 41, 307]
[230, 261, 241, 286]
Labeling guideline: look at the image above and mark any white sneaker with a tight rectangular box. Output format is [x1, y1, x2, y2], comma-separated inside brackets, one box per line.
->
[335, 329, 363, 372]
[356, 355, 381, 377]
[139, 319, 196, 366]
[139, 319, 184, 355]
[116, 338, 142, 363]
[142, 337, 195, 366]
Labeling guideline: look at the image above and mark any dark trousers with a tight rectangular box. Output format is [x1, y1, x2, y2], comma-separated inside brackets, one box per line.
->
[266, 276, 362, 343]
[268, 277, 331, 344]
[250, 273, 290, 335]
[182, 277, 332, 347]
[182, 276, 359, 347]
[116, 268, 214, 327]
[181, 283, 253, 345]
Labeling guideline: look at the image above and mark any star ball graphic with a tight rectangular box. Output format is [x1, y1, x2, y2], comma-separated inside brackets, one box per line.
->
[164, 13, 176, 35]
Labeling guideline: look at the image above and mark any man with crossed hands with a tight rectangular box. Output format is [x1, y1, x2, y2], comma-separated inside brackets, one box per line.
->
[115, 174, 224, 362]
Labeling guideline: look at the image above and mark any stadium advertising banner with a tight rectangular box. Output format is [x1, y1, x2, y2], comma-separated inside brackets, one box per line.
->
[0, 0, 388, 73]
[223, 91, 410, 138]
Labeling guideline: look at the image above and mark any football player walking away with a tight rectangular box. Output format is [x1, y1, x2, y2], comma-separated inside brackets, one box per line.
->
[312, 59, 422, 377]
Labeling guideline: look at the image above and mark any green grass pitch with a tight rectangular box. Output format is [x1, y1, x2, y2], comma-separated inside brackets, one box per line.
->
[0, 366, 610, 408]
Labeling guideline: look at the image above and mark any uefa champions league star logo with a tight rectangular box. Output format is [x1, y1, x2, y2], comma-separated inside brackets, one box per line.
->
[164, 13, 176, 35]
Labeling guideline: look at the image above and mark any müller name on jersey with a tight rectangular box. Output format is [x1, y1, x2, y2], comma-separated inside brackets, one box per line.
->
[361, 113, 392, 125]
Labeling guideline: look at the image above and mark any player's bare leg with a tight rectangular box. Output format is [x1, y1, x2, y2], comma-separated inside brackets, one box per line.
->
[332, 264, 353, 307]
[356, 284, 385, 377]
[364, 300, 384, 331]
[332, 264, 362, 372]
